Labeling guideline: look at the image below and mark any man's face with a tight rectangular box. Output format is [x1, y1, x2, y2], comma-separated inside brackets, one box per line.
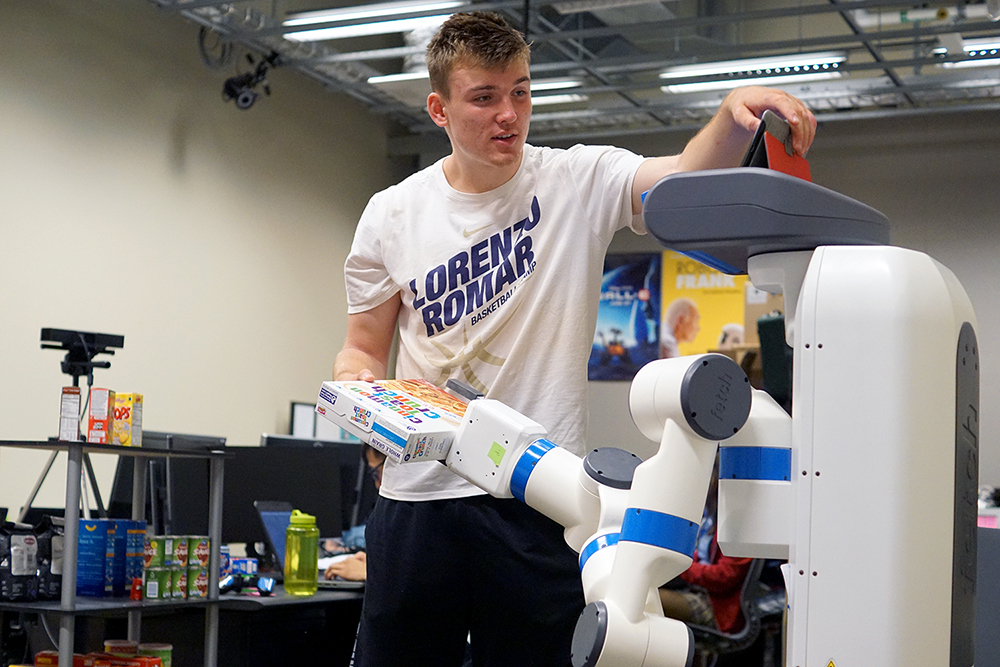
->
[675, 310, 701, 344]
[429, 60, 532, 178]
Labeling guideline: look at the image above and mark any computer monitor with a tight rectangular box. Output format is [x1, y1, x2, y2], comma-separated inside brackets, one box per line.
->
[220, 445, 343, 548]
[260, 434, 378, 530]
[106, 431, 224, 535]
[108, 436, 367, 546]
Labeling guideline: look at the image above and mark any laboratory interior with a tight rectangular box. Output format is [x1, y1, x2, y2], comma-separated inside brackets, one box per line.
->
[1, 1, 1000, 666]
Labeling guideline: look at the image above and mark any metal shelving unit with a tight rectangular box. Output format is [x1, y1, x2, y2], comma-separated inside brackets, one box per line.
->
[0, 440, 226, 667]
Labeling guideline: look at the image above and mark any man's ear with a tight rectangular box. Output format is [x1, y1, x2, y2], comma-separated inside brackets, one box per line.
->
[427, 91, 448, 128]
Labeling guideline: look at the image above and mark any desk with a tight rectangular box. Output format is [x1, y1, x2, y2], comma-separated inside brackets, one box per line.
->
[70, 587, 363, 667]
[218, 587, 363, 667]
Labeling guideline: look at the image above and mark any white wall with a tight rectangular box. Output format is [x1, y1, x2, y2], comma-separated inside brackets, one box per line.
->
[588, 113, 1000, 483]
[0, 1, 399, 512]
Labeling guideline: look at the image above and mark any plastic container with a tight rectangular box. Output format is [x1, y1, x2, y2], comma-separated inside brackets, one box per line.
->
[138, 642, 173, 667]
[283, 509, 319, 596]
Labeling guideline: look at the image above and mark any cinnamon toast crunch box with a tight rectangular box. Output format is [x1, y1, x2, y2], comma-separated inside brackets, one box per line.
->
[315, 379, 468, 463]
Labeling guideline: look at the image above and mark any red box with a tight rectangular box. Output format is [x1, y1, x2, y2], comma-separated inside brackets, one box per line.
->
[33, 651, 95, 666]
[87, 656, 161, 667]
[87, 389, 116, 444]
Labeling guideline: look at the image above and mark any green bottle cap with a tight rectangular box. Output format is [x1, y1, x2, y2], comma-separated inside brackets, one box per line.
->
[289, 509, 316, 526]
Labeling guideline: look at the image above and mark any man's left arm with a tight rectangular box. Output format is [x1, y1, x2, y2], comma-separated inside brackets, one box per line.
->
[631, 86, 817, 213]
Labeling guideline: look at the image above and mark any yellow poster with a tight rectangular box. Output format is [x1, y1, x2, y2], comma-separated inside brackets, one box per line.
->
[660, 250, 748, 358]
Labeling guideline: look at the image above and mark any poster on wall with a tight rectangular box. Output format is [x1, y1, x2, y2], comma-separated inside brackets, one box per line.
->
[589, 253, 662, 381]
[660, 250, 749, 358]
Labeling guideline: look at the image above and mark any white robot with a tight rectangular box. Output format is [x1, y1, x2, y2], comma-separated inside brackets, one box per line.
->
[441, 166, 979, 667]
[446, 352, 765, 667]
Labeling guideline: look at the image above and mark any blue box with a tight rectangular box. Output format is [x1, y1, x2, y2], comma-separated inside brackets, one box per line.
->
[125, 521, 146, 586]
[77, 519, 112, 597]
[110, 519, 130, 596]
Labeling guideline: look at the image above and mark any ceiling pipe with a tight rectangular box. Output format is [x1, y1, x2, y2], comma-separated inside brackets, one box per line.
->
[852, 3, 997, 28]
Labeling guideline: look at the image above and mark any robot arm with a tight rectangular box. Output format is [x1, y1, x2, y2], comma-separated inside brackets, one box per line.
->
[445, 354, 758, 667]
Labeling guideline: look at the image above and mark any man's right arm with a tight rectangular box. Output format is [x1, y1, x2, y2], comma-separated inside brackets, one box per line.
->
[333, 293, 402, 382]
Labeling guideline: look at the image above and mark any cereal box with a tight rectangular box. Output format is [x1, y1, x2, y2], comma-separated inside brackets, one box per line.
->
[112, 393, 143, 447]
[315, 379, 468, 464]
[87, 389, 116, 444]
[77, 519, 112, 597]
[59, 386, 81, 441]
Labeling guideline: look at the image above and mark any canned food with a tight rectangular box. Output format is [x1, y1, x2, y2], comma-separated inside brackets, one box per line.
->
[143, 567, 171, 600]
[143, 536, 172, 569]
[170, 536, 188, 568]
[189, 536, 211, 568]
[138, 642, 173, 667]
[171, 566, 187, 599]
[187, 565, 209, 598]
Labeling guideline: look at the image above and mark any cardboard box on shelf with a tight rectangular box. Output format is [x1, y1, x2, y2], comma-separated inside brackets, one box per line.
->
[112, 393, 143, 447]
[87, 389, 116, 445]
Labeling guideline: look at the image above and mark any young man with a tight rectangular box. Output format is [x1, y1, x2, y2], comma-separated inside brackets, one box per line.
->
[336, 12, 816, 667]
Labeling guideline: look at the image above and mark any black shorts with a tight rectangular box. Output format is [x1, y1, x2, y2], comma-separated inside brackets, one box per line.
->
[353, 494, 585, 667]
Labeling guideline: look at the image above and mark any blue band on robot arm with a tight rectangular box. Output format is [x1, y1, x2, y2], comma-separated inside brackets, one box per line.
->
[510, 439, 558, 502]
[719, 446, 792, 481]
[620, 508, 699, 557]
[579, 533, 620, 571]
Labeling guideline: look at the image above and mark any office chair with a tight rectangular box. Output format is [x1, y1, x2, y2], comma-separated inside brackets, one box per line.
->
[687, 558, 783, 667]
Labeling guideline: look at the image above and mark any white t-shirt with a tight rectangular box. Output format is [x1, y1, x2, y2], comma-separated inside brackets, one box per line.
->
[345, 143, 647, 501]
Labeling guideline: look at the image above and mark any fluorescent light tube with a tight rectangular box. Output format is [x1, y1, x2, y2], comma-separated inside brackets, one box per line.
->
[662, 71, 842, 94]
[369, 71, 430, 85]
[946, 56, 1000, 69]
[659, 52, 845, 94]
[531, 78, 583, 92]
[532, 93, 588, 106]
[285, 0, 464, 27]
[552, 0, 675, 14]
[367, 72, 584, 90]
[660, 52, 846, 80]
[286, 14, 451, 41]
[366, 71, 586, 106]
[933, 37, 1000, 52]
[934, 38, 1000, 68]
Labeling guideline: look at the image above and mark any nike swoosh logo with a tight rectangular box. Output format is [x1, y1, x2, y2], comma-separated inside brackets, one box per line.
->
[463, 223, 495, 238]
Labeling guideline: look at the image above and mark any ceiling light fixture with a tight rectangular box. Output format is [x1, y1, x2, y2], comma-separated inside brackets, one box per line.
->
[283, 0, 465, 42]
[286, 14, 452, 42]
[532, 93, 588, 106]
[368, 71, 430, 85]
[530, 77, 584, 92]
[551, 0, 677, 14]
[365, 72, 584, 92]
[660, 51, 845, 94]
[285, 0, 464, 27]
[934, 37, 1000, 69]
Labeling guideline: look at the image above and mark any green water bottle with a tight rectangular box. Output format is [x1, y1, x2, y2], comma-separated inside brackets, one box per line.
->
[284, 509, 319, 596]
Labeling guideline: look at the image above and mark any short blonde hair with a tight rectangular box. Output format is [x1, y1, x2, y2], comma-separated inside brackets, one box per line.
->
[426, 12, 531, 98]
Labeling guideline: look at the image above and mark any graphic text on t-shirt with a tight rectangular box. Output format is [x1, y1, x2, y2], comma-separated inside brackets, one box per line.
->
[409, 196, 541, 338]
